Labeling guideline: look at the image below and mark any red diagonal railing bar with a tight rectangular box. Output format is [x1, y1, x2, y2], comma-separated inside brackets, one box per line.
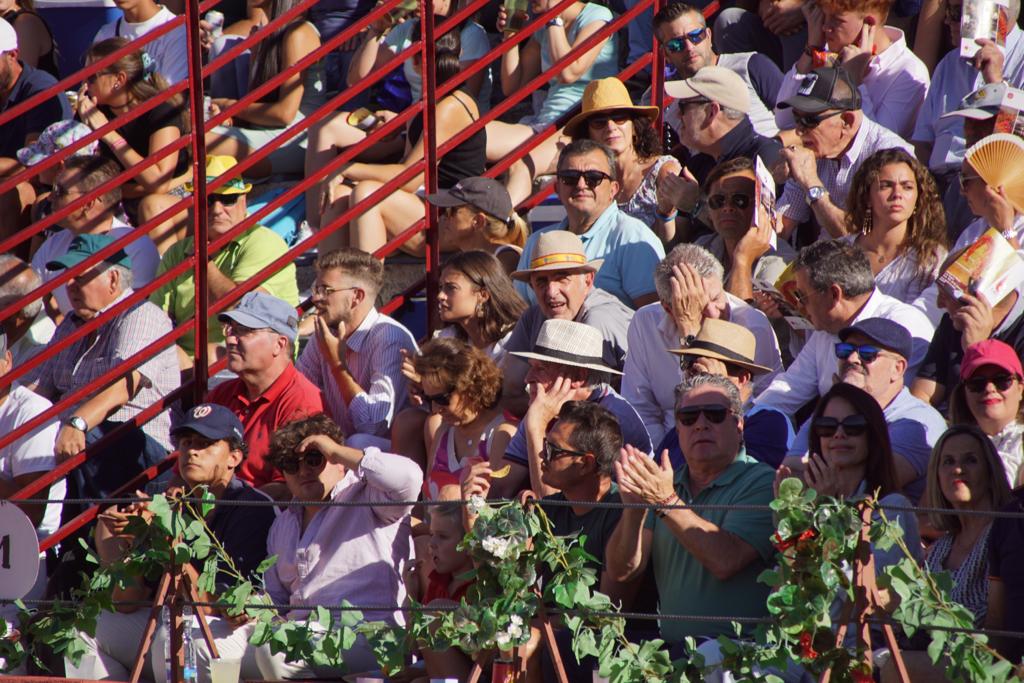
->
[0, 242, 202, 396]
[380, 276, 427, 316]
[38, 454, 178, 553]
[420, 0, 440, 334]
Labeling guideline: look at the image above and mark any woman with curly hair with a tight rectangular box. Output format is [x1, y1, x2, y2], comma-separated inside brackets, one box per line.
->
[843, 147, 948, 323]
[565, 78, 683, 241]
[413, 337, 516, 500]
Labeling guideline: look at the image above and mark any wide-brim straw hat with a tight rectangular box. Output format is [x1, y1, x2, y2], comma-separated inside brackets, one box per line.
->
[510, 230, 604, 282]
[668, 318, 771, 375]
[510, 318, 622, 376]
[563, 78, 660, 138]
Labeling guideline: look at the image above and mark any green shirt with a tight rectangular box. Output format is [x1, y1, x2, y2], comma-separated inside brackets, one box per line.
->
[644, 451, 776, 643]
[150, 226, 299, 356]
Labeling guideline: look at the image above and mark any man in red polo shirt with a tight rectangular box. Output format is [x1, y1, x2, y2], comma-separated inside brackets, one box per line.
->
[207, 291, 323, 498]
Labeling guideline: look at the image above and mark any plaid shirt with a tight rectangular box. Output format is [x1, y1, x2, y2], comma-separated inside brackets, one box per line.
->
[23, 289, 180, 449]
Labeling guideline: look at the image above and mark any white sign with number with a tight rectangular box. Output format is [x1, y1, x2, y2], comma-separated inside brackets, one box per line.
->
[0, 502, 40, 599]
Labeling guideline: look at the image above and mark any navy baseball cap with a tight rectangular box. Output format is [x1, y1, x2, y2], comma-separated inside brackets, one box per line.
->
[171, 403, 244, 443]
[217, 291, 298, 343]
[838, 318, 912, 360]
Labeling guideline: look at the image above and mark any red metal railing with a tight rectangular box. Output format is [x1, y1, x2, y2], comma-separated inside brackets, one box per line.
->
[7, 0, 682, 560]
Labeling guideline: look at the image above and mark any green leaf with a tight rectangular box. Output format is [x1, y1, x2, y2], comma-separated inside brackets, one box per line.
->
[256, 555, 278, 575]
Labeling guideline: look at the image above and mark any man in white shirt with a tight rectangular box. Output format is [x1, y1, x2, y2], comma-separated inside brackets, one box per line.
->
[0, 255, 53, 365]
[296, 247, 417, 449]
[93, 0, 187, 84]
[775, 66, 912, 244]
[755, 240, 934, 417]
[31, 155, 159, 317]
[622, 243, 782, 446]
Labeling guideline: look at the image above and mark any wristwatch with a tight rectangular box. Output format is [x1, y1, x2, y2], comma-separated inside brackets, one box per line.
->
[806, 185, 828, 205]
[546, 16, 564, 27]
[65, 416, 88, 432]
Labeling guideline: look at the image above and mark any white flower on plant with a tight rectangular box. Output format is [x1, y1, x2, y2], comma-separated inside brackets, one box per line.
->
[507, 614, 524, 639]
[495, 630, 513, 648]
[467, 495, 486, 516]
[481, 535, 513, 559]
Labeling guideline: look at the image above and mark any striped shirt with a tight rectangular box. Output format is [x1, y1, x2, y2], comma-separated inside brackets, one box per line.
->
[925, 526, 992, 627]
[777, 117, 912, 226]
[23, 289, 179, 449]
[297, 308, 418, 439]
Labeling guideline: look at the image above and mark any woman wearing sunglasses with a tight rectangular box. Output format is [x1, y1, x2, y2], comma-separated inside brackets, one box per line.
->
[842, 148, 948, 324]
[950, 340, 1024, 487]
[884, 424, 1012, 680]
[564, 78, 683, 241]
[412, 337, 516, 500]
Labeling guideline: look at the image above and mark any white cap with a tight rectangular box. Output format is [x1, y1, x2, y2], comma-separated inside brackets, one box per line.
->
[0, 18, 16, 53]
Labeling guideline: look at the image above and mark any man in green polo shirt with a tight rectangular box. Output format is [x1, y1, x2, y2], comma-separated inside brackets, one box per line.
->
[150, 156, 299, 369]
[607, 372, 776, 645]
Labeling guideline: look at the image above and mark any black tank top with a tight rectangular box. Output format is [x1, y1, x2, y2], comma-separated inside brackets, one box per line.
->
[406, 88, 486, 189]
[2, 9, 60, 80]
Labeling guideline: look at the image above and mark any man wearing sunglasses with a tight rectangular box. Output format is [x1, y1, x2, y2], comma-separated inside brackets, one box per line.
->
[514, 139, 665, 310]
[775, 66, 912, 244]
[608, 373, 776, 647]
[255, 413, 422, 679]
[648, 3, 782, 140]
[150, 155, 299, 364]
[33, 155, 160, 319]
[782, 318, 945, 504]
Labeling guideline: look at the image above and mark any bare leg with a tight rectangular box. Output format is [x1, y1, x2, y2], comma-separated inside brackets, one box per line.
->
[138, 193, 190, 256]
[486, 121, 565, 205]
[204, 131, 273, 179]
[391, 407, 430, 472]
[0, 182, 35, 260]
[349, 181, 427, 257]
[318, 182, 355, 254]
[485, 120, 536, 163]
[304, 111, 368, 229]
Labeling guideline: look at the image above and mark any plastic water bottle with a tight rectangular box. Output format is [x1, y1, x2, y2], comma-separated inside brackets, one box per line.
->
[182, 606, 198, 683]
[162, 607, 172, 683]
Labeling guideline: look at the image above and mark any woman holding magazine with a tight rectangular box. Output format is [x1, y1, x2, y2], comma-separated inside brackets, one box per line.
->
[842, 148, 948, 324]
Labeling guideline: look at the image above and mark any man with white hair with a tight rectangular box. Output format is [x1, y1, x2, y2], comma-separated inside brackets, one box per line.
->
[0, 254, 53, 364]
[21, 233, 179, 505]
[622, 243, 782, 446]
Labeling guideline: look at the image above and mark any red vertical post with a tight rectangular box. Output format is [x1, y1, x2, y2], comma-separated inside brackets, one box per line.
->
[652, 0, 664, 130]
[185, 0, 210, 403]
[421, 0, 440, 335]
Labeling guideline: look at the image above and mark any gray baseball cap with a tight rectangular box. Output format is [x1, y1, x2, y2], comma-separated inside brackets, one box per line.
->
[217, 291, 298, 343]
[426, 177, 513, 221]
[941, 82, 1010, 120]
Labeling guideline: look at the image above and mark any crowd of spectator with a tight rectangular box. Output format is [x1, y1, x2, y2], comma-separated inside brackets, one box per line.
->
[8, 0, 1024, 679]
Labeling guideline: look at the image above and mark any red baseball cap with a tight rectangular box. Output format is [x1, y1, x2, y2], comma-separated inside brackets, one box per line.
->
[960, 339, 1024, 380]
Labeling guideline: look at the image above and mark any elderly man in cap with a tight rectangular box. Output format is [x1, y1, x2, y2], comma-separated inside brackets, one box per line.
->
[20, 234, 178, 501]
[151, 155, 298, 369]
[81, 403, 276, 683]
[775, 66, 912, 244]
[33, 155, 160, 317]
[622, 243, 782, 446]
[667, 65, 782, 183]
[206, 291, 323, 497]
[503, 230, 633, 416]
[498, 318, 651, 497]
[514, 139, 665, 310]
[653, 318, 792, 471]
[297, 247, 417, 450]
[0, 254, 53, 365]
[783, 318, 946, 504]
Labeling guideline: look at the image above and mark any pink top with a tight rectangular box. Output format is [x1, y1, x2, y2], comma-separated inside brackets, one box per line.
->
[424, 415, 505, 501]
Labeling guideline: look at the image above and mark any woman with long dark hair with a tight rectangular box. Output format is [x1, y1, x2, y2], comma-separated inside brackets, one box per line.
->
[843, 148, 948, 323]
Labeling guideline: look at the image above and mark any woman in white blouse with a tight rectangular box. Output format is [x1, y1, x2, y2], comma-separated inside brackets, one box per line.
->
[843, 148, 948, 324]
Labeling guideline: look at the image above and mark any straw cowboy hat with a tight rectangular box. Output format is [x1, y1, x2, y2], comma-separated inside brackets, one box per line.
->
[510, 318, 622, 376]
[668, 318, 771, 375]
[510, 231, 603, 282]
[563, 77, 660, 138]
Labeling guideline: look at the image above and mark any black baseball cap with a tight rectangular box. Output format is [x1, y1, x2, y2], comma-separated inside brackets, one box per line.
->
[778, 67, 862, 114]
[426, 177, 513, 222]
[172, 403, 245, 443]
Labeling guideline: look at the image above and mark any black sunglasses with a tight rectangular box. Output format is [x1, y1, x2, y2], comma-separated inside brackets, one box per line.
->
[965, 373, 1018, 393]
[676, 404, 729, 426]
[708, 193, 751, 210]
[207, 193, 243, 207]
[794, 110, 844, 130]
[812, 415, 868, 438]
[423, 389, 454, 407]
[277, 450, 326, 475]
[587, 112, 632, 129]
[835, 343, 883, 364]
[664, 27, 707, 51]
[542, 439, 589, 462]
[557, 170, 613, 189]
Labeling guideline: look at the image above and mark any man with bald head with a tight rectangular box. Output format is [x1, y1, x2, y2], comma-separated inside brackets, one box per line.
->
[0, 254, 53, 364]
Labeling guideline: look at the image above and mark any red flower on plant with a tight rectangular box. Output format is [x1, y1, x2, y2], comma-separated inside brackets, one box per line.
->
[851, 669, 873, 682]
[798, 632, 818, 660]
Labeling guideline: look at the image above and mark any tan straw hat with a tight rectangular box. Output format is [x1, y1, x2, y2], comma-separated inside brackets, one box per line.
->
[563, 78, 660, 138]
[509, 318, 622, 375]
[510, 230, 604, 282]
[668, 318, 771, 375]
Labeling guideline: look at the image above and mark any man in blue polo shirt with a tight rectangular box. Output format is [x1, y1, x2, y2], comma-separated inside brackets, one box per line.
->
[514, 139, 665, 310]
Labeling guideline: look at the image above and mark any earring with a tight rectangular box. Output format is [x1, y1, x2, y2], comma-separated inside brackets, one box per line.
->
[475, 302, 485, 318]
[862, 210, 873, 235]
